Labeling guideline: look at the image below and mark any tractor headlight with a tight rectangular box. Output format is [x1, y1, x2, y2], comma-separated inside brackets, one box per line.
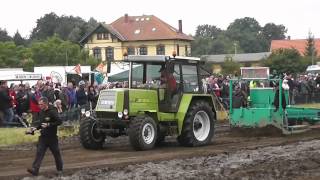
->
[123, 109, 128, 115]
[118, 112, 123, 118]
[81, 108, 85, 114]
[85, 111, 91, 117]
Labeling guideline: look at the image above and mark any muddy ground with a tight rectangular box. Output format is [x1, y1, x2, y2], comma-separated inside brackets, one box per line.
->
[1, 127, 320, 180]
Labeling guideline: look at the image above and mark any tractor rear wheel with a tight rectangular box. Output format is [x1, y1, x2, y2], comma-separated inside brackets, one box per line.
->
[129, 116, 157, 151]
[178, 100, 215, 147]
[80, 117, 105, 149]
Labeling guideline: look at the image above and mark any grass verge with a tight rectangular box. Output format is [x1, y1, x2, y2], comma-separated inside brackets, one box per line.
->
[0, 124, 79, 147]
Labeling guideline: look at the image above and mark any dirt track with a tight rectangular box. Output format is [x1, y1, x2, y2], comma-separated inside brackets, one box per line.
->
[1, 127, 320, 180]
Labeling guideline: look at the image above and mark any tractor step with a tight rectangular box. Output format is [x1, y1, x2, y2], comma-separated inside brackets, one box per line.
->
[285, 125, 309, 134]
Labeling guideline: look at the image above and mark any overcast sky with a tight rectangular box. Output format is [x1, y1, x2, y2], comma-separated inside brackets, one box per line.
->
[1, 0, 319, 39]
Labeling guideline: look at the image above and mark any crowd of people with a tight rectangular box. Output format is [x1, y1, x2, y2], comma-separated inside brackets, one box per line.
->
[0, 79, 119, 126]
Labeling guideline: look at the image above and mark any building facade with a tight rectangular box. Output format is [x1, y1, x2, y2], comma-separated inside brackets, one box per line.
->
[270, 39, 320, 56]
[80, 14, 193, 62]
[201, 52, 271, 73]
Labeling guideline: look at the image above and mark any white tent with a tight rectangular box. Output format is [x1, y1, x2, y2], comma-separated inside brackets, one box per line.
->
[306, 65, 320, 74]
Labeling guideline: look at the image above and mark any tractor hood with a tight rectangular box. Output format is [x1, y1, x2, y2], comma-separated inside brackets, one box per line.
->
[95, 88, 159, 114]
[96, 88, 125, 112]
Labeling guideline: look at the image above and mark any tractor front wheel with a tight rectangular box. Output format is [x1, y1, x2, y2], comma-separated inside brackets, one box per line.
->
[80, 117, 105, 149]
[129, 116, 157, 151]
[178, 100, 215, 147]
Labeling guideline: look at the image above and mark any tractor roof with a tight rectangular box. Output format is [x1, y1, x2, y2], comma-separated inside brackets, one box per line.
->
[124, 55, 200, 63]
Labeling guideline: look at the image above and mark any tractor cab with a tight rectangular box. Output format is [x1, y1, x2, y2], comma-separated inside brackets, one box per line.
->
[125, 55, 201, 112]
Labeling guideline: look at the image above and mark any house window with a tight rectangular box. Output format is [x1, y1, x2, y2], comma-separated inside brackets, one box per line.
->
[127, 47, 135, 55]
[103, 33, 109, 40]
[106, 47, 114, 61]
[139, 46, 148, 55]
[156, 45, 165, 55]
[97, 33, 103, 40]
[93, 48, 101, 59]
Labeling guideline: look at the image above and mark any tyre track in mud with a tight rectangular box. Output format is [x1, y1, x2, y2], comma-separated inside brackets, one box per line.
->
[1, 126, 320, 179]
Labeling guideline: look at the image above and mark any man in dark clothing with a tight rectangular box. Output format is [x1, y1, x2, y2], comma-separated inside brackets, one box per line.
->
[26, 97, 63, 176]
[42, 83, 55, 104]
[273, 84, 286, 112]
[16, 84, 29, 116]
[0, 80, 14, 125]
[76, 80, 88, 109]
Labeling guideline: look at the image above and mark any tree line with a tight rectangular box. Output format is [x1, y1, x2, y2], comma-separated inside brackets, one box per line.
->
[0, 13, 318, 75]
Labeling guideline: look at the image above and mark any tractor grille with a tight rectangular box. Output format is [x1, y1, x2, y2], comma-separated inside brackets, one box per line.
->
[96, 112, 118, 120]
[97, 91, 116, 110]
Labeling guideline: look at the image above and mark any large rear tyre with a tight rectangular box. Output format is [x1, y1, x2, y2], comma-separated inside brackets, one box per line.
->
[129, 116, 157, 151]
[80, 117, 105, 150]
[178, 100, 215, 147]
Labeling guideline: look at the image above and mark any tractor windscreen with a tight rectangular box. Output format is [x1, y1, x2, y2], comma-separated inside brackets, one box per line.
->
[131, 62, 162, 89]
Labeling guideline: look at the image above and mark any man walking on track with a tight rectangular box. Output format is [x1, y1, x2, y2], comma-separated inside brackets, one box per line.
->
[26, 97, 63, 176]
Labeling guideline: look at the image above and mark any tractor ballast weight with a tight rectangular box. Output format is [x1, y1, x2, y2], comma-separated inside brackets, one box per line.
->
[80, 55, 217, 150]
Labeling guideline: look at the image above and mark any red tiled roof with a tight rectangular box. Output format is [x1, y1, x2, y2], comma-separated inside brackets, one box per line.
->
[270, 39, 320, 55]
[110, 15, 193, 41]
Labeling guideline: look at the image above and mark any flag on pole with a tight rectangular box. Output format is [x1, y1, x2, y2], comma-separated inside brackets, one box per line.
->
[95, 62, 105, 73]
[73, 64, 81, 76]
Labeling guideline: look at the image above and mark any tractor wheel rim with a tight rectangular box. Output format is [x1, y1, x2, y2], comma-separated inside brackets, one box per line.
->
[91, 121, 102, 142]
[142, 123, 155, 144]
[193, 111, 210, 141]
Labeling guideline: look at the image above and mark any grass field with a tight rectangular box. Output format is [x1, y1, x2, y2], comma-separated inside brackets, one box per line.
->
[0, 124, 79, 147]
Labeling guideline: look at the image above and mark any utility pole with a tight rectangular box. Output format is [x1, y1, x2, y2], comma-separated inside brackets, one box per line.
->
[65, 50, 68, 66]
[312, 47, 315, 65]
[233, 42, 237, 55]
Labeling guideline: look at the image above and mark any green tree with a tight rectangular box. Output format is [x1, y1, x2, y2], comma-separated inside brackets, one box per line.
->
[30, 12, 99, 42]
[226, 17, 266, 53]
[31, 12, 59, 40]
[262, 23, 287, 49]
[220, 56, 240, 75]
[13, 31, 26, 46]
[0, 28, 12, 42]
[31, 35, 82, 66]
[195, 24, 222, 39]
[263, 48, 306, 74]
[304, 31, 318, 61]
[0, 42, 20, 67]
[191, 37, 213, 57]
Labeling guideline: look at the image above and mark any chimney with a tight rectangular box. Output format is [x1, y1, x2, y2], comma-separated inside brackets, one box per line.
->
[124, 13, 129, 23]
[178, 20, 182, 33]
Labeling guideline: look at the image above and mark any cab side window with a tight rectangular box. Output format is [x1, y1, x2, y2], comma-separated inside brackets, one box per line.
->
[182, 65, 199, 92]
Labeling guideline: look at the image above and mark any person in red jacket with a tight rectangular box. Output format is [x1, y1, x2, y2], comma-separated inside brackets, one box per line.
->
[29, 86, 42, 123]
[8, 83, 17, 108]
[159, 65, 177, 104]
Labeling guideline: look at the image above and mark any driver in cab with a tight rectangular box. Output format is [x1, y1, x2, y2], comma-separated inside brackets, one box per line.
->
[159, 65, 177, 97]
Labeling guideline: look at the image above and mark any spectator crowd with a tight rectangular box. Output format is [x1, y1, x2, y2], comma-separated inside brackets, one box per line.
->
[0, 79, 129, 127]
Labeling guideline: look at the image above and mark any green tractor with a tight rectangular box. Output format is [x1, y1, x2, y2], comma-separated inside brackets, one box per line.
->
[80, 55, 217, 150]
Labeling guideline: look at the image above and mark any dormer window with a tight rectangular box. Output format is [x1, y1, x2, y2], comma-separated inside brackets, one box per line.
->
[97, 33, 109, 40]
